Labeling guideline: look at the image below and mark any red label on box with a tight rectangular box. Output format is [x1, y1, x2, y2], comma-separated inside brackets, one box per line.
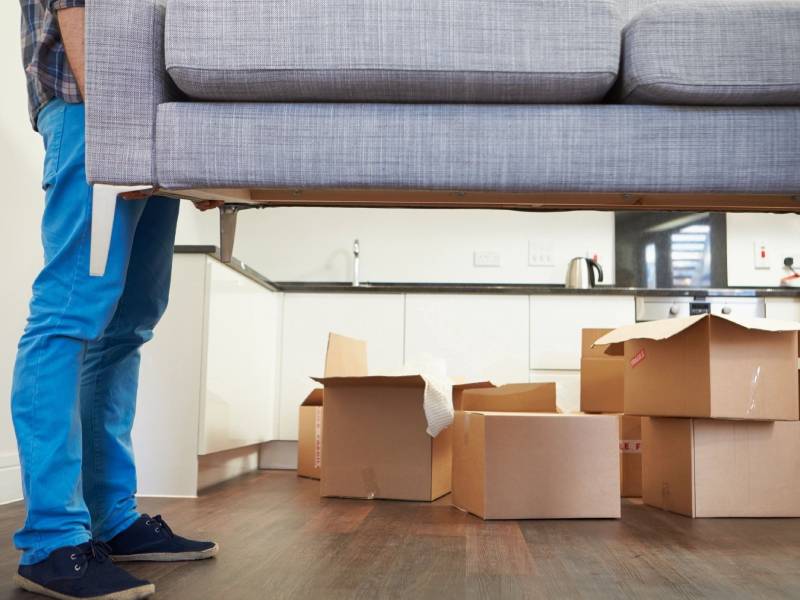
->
[620, 439, 642, 454]
[630, 349, 646, 369]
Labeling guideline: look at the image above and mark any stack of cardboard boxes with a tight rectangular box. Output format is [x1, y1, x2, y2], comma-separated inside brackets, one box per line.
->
[594, 314, 800, 517]
[298, 314, 800, 522]
[300, 333, 622, 519]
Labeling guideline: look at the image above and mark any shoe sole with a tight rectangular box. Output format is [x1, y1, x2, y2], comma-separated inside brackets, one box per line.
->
[14, 574, 154, 600]
[111, 543, 219, 563]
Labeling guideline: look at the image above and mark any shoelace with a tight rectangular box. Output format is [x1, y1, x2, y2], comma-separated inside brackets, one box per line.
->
[70, 541, 112, 572]
[145, 514, 174, 538]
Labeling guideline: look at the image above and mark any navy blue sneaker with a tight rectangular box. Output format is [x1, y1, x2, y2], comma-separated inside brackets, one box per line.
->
[15, 541, 154, 599]
[107, 514, 218, 562]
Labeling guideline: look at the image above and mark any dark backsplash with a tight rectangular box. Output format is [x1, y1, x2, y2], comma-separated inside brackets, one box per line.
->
[615, 212, 727, 289]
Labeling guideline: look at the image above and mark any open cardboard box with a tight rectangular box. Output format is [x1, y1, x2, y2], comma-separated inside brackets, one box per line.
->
[296, 334, 368, 480]
[596, 314, 800, 420]
[313, 333, 490, 502]
[580, 328, 625, 414]
[643, 417, 800, 517]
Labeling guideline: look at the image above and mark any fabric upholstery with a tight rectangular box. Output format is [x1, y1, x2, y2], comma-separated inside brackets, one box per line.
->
[164, 0, 622, 103]
[155, 103, 800, 193]
[85, 0, 178, 185]
[620, 1, 800, 105]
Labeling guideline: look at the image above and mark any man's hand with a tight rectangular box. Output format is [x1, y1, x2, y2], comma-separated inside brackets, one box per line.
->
[195, 201, 225, 212]
[57, 8, 86, 99]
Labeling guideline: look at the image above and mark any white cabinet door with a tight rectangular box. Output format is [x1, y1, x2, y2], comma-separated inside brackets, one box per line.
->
[278, 293, 405, 439]
[136, 254, 207, 497]
[530, 295, 635, 370]
[765, 297, 800, 322]
[199, 260, 281, 454]
[405, 294, 530, 385]
[530, 370, 581, 414]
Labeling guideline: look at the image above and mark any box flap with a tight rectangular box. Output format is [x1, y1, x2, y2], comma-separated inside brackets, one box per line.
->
[595, 314, 800, 346]
[301, 388, 324, 407]
[453, 381, 494, 392]
[582, 328, 624, 358]
[324, 333, 368, 377]
[312, 374, 426, 389]
[461, 383, 556, 414]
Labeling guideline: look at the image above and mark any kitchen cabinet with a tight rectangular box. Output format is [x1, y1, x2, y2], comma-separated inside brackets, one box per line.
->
[199, 260, 281, 454]
[530, 295, 635, 370]
[765, 297, 800, 322]
[278, 293, 405, 439]
[405, 294, 530, 385]
[135, 254, 281, 496]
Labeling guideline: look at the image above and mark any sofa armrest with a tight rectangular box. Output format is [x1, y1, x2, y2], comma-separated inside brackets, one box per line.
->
[85, 0, 177, 186]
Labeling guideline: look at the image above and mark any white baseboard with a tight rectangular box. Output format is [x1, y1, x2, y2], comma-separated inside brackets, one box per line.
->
[258, 440, 298, 470]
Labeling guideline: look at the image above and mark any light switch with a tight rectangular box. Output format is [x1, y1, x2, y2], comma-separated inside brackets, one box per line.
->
[754, 241, 770, 270]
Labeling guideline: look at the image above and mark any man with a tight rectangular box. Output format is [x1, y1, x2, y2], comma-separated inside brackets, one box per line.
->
[15, 3, 219, 599]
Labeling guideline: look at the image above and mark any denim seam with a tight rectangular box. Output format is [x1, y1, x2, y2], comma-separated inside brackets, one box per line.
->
[29, 118, 92, 553]
[25, 100, 70, 551]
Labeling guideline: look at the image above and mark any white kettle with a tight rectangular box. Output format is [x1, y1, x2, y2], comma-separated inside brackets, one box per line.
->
[565, 257, 603, 289]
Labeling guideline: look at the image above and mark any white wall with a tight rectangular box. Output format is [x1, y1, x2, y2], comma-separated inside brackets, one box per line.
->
[178, 203, 800, 289]
[726, 213, 800, 288]
[0, 3, 44, 503]
[177, 208, 618, 285]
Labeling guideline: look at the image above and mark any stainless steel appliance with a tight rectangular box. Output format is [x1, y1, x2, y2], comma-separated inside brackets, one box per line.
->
[635, 295, 765, 322]
[565, 257, 603, 289]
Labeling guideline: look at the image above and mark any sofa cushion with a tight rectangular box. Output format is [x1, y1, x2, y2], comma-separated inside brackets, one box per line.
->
[165, 0, 622, 103]
[620, 1, 800, 105]
[155, 103, 800, 193]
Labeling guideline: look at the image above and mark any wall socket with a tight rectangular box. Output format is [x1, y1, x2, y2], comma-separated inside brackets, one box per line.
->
[529, 242, 554, 267]
[474, 250, 502, 267]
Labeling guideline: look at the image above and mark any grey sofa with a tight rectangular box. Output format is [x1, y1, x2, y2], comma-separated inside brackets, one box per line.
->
[85, 0, 800, 261]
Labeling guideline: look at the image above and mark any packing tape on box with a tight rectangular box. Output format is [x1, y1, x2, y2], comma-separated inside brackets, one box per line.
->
[747, 365, 762, 417]
[314, 407, 322, 470]
[361, 467, 380, 500]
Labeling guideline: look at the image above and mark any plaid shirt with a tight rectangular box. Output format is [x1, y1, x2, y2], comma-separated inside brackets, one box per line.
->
[20, 0, 85, 129]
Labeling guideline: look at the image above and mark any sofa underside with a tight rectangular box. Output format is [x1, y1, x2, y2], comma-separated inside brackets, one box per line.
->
[155, 103, 800, 196]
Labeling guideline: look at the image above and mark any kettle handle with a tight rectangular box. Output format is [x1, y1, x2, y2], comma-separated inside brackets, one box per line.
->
[587, 258, 603, 284]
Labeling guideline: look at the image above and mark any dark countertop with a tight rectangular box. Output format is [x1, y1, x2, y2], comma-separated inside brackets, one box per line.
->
[174, 246, 800, 298]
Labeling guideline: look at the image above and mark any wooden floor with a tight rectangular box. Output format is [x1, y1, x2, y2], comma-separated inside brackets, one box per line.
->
[0, 471, 799, 599]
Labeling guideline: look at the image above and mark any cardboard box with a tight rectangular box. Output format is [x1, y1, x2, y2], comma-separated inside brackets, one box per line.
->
[619, 415, 642, 498]
[642, 417, 800, 517]
[580, 328, 625, 414]
[297, 389, 324, 480]
[296, 333, 369, 480]
[459, 383, 557, 413]
[595, 314, 800, 421]
[452, 413, 621, 519]
[314, 333, 486, 502]
[318, 375, 487, 501]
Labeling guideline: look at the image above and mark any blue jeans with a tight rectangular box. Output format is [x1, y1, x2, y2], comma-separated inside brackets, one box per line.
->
[11, 99, 179, 565]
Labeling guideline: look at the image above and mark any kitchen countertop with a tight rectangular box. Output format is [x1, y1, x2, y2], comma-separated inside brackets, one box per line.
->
[174, 246, 800, 297]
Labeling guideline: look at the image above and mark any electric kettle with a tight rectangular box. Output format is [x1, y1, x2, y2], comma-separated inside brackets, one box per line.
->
[565, 257, 603, 289]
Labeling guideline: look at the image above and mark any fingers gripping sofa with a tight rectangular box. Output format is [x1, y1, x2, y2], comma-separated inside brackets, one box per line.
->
[85, 0, 800, 263]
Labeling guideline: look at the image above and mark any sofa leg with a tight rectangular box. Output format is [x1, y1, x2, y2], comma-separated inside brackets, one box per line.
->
[90, 185, 119, 277]
[219, 205, 239, 263]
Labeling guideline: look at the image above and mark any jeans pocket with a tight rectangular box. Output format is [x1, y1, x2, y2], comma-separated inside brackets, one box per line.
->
[38, 100, 67, 191]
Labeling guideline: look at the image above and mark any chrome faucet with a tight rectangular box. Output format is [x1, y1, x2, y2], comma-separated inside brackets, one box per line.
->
[352, 239, 361, 287]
